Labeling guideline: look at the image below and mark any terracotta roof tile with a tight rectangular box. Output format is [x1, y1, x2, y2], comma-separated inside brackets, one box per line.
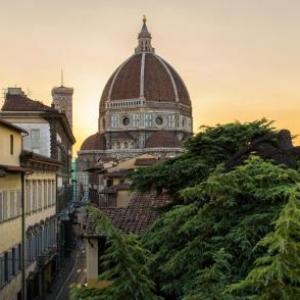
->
[134, 157, 159, 166]
[128, 192, 172, 209]
[144, 54, 175, 101]
[80, 133, 106, 151]
[110, 54, 142, 100]
[2, 94, 54, 112]
[99, 53, 192, 109]
[101, 207, 159, 234]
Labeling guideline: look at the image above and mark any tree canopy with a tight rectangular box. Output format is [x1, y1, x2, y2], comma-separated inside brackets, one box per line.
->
[73, 120, 300, 299]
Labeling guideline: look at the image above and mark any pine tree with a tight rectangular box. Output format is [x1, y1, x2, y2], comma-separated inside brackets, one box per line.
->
[228, 185, 300, 299]
[72, 207, 161, 300]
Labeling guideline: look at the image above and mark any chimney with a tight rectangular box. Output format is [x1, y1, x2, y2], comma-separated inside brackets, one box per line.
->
[7, 87, 25, 96]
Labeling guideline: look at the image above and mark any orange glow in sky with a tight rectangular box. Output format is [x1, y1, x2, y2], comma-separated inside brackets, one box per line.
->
[1, 0, 300, 154]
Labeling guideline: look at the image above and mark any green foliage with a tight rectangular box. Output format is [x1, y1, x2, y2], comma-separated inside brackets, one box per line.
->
[228, 185, 300, 299]
[142, 156, 300, 299]
[130, 119, 273, 196]
[72, 207, 160, 300]
[74, 120, 300, 299]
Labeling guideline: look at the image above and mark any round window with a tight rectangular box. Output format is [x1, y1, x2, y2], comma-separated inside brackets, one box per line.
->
[156, 116, 163, 125]
[122, 117, 130, 126]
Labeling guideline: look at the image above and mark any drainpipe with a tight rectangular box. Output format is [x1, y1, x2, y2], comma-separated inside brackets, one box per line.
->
[21, 172, 26, 300]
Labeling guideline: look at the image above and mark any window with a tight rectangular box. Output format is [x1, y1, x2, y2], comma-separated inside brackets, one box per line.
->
[168, 115, 175, 128]
[3, 191, 7, 220]
[32, 181, 37, 212]
[18, 244, 21, 271]
[12, 248, 16, 276]
[44, 180, 47, 208]
[156, 116, 163, 126]
[16, 191, 21, 216]
[30, 129, 40, 148]
[4, 252, 8, 282]
[10, 134, 14, 155]
[25, 181, 31, 214]
[38, 181, 42, 209]
[48, 180, 51, 206]
[0, 192, 3, 221]
[9, 191, 15, 218]
[145, 113, 153, 128]
[122, 116, 130, 126]
[0, 254, 4, 287]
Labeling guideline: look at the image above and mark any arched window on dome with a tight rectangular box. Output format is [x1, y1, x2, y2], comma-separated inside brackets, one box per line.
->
[124, 142, 128, 149]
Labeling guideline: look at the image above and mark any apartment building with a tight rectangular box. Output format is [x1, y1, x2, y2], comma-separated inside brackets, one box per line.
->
[0, 119, 27, 300]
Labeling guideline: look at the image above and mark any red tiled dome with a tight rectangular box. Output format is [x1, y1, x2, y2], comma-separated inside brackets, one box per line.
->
[99, 52, 191, 113]
[80, 133, 106, 151]
[145, 131, 180, 148]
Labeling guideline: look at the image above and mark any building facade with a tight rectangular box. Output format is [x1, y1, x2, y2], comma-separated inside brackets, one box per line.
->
[1, 87, 76, 280]
[0, 119, 27, 300]
[21, 151, 60, 300]
[77, 18, 193, 185]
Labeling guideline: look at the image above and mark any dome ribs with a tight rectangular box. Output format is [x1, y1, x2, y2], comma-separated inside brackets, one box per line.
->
[110, 54, 142, 100]
[99, 53, 191, 109]
[163, 60, 191, 105]
[144, 54, 175, 102]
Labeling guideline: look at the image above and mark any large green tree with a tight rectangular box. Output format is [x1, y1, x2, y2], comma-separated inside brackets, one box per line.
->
[73, 120, 300, 299]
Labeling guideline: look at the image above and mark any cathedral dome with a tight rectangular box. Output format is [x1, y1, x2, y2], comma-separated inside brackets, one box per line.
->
[99, 18, 191, 115]
[80, 132, 106, 151]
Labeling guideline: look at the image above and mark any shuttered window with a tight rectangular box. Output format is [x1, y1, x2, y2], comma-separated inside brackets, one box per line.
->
[0, 255, 4, 287]
[3, 191, 7, 220]
[0, 192, 3, 221]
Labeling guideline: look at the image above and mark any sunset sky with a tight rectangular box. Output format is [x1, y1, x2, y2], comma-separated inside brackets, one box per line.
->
[0, 0, 300, 153]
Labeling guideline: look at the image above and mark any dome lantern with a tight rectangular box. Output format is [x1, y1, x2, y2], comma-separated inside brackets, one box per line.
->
[135, 15, 155, 54]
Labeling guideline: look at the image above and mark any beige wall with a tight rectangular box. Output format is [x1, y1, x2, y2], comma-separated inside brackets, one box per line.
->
[0, 274, 21, 300]
[0, 125, 22, 166]
[86, 238, 99, 283]
[116, 190, 131, 207]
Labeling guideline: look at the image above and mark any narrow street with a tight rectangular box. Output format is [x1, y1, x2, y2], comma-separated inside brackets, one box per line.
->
[55, 244, 86, 300]
[45, 241, 86, 300]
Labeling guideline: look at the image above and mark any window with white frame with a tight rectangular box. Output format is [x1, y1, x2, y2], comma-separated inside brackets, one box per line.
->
[44, 180, 47, 208]
[145, 113, 153, 128]
[30, 129, 40, 147]
[132, 114, 140, 127]
[111, 115, 119, 128]
[32, 181, 37, 212]
[3, 191, 7, 220]
[25, 181, 31, 214]
[167, 115, 176, 128]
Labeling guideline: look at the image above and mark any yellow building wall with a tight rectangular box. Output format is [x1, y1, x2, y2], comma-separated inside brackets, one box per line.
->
[0, 174, 22, 252]
[0, 126, 22, 166]
[0, 174, 22, 300]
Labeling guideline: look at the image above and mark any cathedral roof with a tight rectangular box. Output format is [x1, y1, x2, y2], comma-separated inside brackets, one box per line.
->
[99, 18, 191, 113]
[145, 131, 180, 148]
[80, 132, 106, 151]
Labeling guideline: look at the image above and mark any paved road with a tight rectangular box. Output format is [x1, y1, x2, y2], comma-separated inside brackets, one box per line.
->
[55, 244, 86, 300]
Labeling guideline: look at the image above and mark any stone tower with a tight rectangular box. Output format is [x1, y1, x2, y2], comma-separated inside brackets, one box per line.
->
[51, 73, 74, 128]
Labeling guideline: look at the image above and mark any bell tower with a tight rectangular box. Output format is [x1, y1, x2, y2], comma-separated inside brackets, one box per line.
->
[51, 71, 74, 128]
